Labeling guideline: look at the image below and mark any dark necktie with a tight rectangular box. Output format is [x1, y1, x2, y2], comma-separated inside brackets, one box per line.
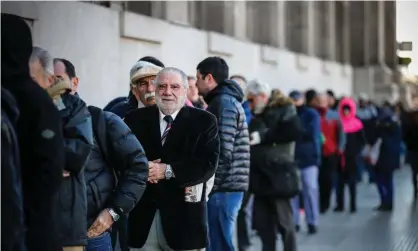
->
[161, 115, 173, 145]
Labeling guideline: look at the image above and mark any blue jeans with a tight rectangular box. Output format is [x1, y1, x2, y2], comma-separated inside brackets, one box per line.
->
[86, 232, 113, 251]
[292, 166, 319, 226]
[207, 192, 244, 251]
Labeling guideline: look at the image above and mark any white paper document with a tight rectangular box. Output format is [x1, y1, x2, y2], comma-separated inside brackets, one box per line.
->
[185, 184, 204, 202]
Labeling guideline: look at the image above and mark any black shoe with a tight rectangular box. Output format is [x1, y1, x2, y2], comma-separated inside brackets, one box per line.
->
[350, 207, 357, 213]
[320, 208, 328, 214]
[379, 205, 393, 212]
[373, 204, 384, 211]
[307, 224, 317, 234]
[333, 206, 344, 212]
[295, 225, 300, 232]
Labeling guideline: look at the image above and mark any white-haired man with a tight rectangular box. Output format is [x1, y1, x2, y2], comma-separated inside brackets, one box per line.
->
[124, 67, 220, 251]
[246, 80, 301, 251]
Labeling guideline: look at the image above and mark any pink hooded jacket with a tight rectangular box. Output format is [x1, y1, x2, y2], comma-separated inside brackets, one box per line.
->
[338, 97, 363, 133]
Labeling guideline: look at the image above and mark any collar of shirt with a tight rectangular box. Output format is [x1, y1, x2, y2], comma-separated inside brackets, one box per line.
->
[137, 99, 145, 108]
[159, 109, 181, 136]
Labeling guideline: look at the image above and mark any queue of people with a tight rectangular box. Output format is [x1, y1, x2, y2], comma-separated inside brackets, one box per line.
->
[2, 13, 418, 251]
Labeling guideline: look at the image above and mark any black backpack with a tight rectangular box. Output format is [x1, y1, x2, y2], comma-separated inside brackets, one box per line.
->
[88, 106, 119, 185]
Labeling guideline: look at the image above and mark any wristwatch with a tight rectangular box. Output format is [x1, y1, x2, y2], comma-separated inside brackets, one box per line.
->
[107, 208, 120, 222]
[165, 164, 173, 180]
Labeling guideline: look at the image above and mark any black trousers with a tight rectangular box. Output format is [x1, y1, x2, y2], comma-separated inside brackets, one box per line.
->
[237, 192, 254, 251]
[335, 155, 357, 211]
[409, 151, 418, 197]
[319, 154, 339, 212]
[253, 196, 296, 251]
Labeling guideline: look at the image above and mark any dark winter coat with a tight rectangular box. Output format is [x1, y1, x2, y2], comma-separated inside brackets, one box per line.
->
[204, 80, 250, 193]
[110, 95, 138, 119]
[294, 105, 322, 168]
[85, 108, 148, 227]
[376, 109, 402, 172]
[53, 92, 93, 246]
[1, 87, 26, 251]
[249, 92, 302, 196]
[2, 13, 65, 251]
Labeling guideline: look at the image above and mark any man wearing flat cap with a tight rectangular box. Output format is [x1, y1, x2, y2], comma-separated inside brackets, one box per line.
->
[111, 61, 163, 118]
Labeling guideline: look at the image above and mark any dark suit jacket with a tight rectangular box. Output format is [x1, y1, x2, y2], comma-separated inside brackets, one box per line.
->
[124, 105, 220, 250]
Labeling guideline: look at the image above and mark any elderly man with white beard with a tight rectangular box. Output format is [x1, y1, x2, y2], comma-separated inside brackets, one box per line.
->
[124, 67, 220, 251]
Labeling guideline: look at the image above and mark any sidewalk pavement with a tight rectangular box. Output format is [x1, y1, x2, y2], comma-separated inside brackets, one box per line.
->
[235, 166, 418, 251]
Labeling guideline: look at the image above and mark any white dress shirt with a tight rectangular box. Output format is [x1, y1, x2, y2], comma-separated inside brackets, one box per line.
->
[159, 109, 180, 136]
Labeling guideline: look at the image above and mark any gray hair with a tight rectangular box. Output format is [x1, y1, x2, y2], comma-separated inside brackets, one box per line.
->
[30, 46, 53, 75]
[246, 79, 271, 97]
[154, 67, 189, 89]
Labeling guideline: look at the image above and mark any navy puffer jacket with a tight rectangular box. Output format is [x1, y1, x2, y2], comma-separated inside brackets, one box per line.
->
[85, 110, 148, 227]
[204, 80, 250, 192]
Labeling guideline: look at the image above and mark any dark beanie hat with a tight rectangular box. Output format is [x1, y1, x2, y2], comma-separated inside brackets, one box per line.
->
[289, 90, 302, 100]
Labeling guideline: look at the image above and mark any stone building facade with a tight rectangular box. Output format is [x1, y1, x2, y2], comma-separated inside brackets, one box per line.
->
[2, 1, 397, 105]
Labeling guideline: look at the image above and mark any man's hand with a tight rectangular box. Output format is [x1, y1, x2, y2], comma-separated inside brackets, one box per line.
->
[87, 209, 114, 238]
[63, 170, 70, 177]
[249, 131, 261, 145]
[148, 159, 166, 183]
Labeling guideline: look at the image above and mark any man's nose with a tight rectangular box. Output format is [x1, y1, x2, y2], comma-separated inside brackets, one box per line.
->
[163, 87, 173, 96]
[147, 83, 155, 92]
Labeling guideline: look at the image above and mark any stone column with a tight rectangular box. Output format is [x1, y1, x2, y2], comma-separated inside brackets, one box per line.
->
[343, 1, 350, 64]
[377, 1, 386, 66]
[164, 1, 189, 25]
[277, 1, 286, 48]
[366, 1, 379, 65]
[231, 1, 247, 40]
[307, 1, 315, 56]
[222, 1, 235, 37]
[328, 1, 336, 61]
[384, 1, 397, 70]
[268, 1, 279, 47]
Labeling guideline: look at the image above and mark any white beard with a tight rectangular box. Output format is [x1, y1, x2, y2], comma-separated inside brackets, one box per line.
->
[156, 94, 186, 115]
[253, 98, 267, 115]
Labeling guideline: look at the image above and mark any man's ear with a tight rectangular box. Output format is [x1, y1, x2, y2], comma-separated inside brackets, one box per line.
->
[206, 73, 214, 83]
[71, 77, 79, 93]
[47, 74, 56, 88]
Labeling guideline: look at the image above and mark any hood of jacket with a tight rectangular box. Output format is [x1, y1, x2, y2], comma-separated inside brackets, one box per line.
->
[266, 89, 293, 109]
[204, 79, 244, 104]
[338, 97, 357, 119]
[338, 97, 363, 133]
[1, 14, 33, 85]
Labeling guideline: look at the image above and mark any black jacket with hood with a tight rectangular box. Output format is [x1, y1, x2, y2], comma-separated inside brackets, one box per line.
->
[204, 80, 250, 193]
[1, 13, 65, 251]
[47, 81, 94, 246]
